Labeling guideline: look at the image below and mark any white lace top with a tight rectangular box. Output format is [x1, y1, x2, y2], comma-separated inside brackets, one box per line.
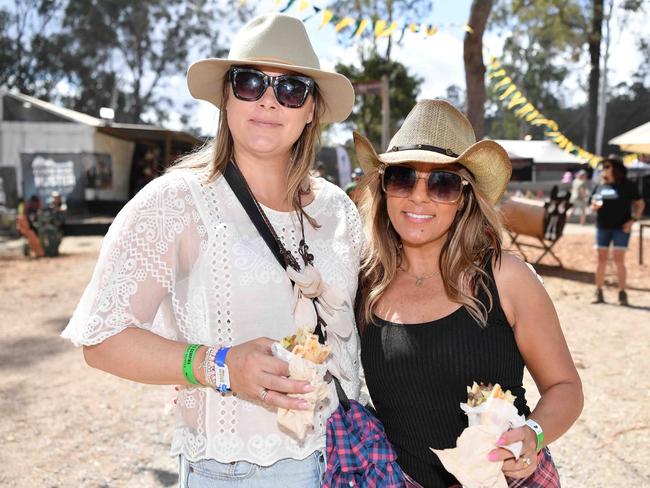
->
[61, 168, 365, 465]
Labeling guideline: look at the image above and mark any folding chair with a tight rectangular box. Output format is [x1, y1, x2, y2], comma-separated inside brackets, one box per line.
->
[500, 188, 571, 267]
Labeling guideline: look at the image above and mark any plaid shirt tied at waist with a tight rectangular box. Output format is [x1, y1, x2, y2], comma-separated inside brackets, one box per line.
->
[323, 399, 407, 488]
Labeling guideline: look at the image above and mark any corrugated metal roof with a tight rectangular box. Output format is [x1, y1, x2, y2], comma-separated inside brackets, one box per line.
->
[494, 139, 587, 164]
[1, 89, 200, 145]
[2, 90, 102, 126]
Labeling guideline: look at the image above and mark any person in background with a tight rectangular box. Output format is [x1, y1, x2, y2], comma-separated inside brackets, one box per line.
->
[569, 169, 590, 225]
[35, 190, 67, 257]
[354, 99, 582, 487]
[61, 12, 363, 487]
[16, 195, 45, 257]
[590, 155, 645, 306]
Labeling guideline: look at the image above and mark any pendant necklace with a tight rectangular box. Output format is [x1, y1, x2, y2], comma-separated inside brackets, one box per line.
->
[398, 265, 439, 286]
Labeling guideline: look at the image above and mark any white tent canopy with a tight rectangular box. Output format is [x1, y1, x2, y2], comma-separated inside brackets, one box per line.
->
[609, 120, 650, 154]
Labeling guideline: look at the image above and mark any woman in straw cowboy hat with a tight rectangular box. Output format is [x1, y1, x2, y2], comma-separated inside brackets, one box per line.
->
[354, 99, 583, 487]
[62, 12, 365, 486]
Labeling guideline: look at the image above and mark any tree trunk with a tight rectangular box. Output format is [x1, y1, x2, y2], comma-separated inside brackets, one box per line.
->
[596, 0, 614, 155]
[587, 0, 604, 153]
[463, 0, 493, 140]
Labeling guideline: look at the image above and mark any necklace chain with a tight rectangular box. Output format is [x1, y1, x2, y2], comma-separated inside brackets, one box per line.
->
[398, 265, 439, 286]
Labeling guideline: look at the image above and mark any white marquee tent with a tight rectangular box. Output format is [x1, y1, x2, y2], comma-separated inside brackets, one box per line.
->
[609, 120, 650, 154]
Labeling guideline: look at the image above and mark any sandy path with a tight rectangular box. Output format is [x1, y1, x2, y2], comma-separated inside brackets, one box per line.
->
[0, 225, 648, 487]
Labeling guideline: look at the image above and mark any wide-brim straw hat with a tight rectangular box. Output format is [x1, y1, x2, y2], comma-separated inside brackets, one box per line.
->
[187, 12, 354, 124]
[354, 99, 512, 204]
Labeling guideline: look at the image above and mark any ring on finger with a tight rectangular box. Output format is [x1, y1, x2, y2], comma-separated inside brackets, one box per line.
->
[523, 456, 531, 467]
[260, 387, 269, 402]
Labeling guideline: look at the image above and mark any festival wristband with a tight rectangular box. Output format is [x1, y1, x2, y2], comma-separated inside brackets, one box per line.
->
[182, 344, 202, 386]
[525, 418, 544, 453]
[214, 346, 231, 393]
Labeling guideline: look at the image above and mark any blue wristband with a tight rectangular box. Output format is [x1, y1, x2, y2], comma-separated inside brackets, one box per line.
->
[215, 346, 230, 367]
[214, 347, 231, 393]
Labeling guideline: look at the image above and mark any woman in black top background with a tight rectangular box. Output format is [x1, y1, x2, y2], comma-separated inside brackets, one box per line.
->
[353, 100, 583, 487]
[590, 156, 645, 306]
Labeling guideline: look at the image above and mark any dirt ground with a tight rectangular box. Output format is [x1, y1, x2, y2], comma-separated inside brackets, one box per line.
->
[0, 224, 649, 488]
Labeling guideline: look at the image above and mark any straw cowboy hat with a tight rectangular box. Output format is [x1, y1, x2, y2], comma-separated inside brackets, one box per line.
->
[187, 12, 354, 124]
[354, 99, 512, 204]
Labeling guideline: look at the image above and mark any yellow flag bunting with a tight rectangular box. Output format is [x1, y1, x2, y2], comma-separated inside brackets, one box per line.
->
[488, 57, 639, 167]
[278, 0, 471, 40]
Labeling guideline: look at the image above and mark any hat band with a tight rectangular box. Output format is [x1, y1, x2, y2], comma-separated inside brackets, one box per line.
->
[389, 144, 459, 158]
[244, 56, 299, 67]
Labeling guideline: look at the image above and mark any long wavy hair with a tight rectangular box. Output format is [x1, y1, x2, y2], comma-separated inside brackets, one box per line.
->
[170, 72, 325, 226]
[357, 165, 504, 330]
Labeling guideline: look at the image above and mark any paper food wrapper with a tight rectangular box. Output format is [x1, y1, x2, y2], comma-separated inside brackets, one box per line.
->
[430, 387, 526, 488]
[432, 425, 506, 488]
[272, 342, 331, 440]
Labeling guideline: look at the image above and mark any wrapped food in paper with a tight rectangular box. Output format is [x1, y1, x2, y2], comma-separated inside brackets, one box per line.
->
[431, 383, 526, 488]
[272, 327, 332, 440]
[287, 264, 353, 381]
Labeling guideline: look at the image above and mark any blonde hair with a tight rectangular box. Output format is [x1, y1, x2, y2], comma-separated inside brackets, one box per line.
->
[170, 74, 325, 226]
[357, 166, 503, 330]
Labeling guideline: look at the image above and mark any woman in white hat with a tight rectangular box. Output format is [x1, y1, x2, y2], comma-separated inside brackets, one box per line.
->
[354, 99, 583, 487]
[62, 12, 363, 487]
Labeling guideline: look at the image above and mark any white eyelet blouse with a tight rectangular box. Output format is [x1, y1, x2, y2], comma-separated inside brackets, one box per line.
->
[62, 168, 365, 466]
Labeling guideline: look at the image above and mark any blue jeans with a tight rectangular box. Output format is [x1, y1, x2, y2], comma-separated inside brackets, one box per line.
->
[179, 450, 326, 487]
[596, 227, 631, 250]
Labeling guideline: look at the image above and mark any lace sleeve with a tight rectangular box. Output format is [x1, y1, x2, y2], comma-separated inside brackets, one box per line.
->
[61, 172, 203, 346]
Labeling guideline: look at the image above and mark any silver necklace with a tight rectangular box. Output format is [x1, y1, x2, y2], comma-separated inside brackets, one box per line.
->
[398, 265, 439, 286]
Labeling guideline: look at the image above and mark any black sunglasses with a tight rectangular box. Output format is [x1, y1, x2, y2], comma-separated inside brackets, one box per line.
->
[379, 165, 469, 203]
[228, 67, 314, 108]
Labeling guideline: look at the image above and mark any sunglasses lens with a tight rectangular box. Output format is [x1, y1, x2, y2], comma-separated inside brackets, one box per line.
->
[383, 166, 464, 202]
[427, 171, 463, 202]
[383, 166, 416, 196]
[232, 70, 265, 101]
[275, 76, 310, 108]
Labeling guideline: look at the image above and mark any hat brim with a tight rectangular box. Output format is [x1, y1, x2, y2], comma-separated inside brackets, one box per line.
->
[353, 132, 512, 204]
[187, 58, 354, 124]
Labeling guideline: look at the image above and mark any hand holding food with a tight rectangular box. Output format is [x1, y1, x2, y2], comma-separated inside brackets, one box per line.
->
[273, 327, 332, 440]
[430, 382, 525, 488]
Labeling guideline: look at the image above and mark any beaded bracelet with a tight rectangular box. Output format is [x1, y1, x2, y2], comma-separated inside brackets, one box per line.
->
[202, 346, 219, 389]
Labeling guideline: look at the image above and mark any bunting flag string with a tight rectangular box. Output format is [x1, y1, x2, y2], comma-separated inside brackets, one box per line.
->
[276, 0, 472, 41]
[487, 57, 639, 167]
[276, 1, 639, 166]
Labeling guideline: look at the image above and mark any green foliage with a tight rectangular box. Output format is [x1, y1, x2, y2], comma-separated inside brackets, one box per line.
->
[603, 80, 650, 154]
[0, 0, 251, 124]
[327, 1, 425, 146]
[335, 54, 421, 148]
[56, 0, 251, 124]
[486, 0, 588, 138]
[0, 0, 67, 99]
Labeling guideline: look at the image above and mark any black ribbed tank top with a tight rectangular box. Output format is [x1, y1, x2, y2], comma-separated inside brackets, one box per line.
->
[360, 255, 531, 488]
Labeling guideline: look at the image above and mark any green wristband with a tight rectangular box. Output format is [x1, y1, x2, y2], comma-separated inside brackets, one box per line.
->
[182, 344, 202, 386]
[525, 418, 544, 453]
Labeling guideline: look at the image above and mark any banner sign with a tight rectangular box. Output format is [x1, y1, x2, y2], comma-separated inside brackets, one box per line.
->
[21, 152, 113, 206]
